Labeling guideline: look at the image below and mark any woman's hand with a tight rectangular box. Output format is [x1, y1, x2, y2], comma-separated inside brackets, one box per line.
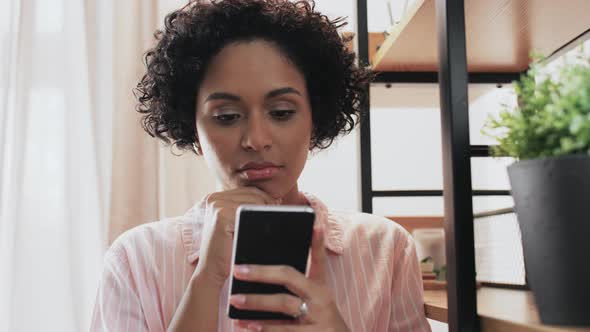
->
[195, 187, 280, 286]
[230, 225, 350, 332]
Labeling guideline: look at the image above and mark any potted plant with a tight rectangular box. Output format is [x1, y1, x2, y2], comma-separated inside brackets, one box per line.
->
[484, 53, 590, 326]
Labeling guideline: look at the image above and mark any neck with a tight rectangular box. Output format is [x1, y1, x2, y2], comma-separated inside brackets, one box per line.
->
[278, 184, 306, 206]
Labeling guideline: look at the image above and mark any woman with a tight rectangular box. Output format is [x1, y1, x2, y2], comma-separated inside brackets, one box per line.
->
[91, 0, 430, 331]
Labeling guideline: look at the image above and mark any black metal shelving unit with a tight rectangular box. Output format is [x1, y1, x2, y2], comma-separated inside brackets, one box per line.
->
[356, 3, 514, 212]
[434, 1, 478, 329]
[356, 1, 590, 331]
[356, 0, 516, 331]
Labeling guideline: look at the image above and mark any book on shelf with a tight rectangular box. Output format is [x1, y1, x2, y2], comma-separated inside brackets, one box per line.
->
[474, 209, 527, 287]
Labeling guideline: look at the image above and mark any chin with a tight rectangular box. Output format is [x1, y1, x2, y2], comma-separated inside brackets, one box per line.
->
[252, 182, 285, 199]
[236, 179, 286, 199]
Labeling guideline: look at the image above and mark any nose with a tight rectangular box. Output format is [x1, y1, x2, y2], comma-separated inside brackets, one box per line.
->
[241, 113, 272, 151]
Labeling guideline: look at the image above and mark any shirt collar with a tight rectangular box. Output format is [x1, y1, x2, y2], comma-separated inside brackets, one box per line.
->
[181, 192, 344, 264]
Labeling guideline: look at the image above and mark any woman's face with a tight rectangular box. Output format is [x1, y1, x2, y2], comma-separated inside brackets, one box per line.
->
[195, 40, 313, 202]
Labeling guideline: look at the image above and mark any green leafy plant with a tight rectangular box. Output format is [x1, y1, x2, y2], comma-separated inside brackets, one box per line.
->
[484, 53, 590, 160]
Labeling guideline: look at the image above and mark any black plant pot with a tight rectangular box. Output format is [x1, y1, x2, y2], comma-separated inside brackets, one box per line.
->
[508, 154, 590, 326]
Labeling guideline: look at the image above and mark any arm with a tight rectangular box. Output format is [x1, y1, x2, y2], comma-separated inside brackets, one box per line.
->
[389, 234, 431, 332]
[168, 188, 280, 331]
[167, 267, 225, 332]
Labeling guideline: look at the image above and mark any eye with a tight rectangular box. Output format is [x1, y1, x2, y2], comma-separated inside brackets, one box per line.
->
[213, 113, 241, 125]
[270, 110, 295, 121]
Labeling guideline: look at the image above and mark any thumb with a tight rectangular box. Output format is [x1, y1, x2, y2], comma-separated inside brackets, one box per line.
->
[308, 223, 328, 283]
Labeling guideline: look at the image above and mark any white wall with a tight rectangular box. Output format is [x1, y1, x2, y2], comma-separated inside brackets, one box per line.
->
[298, 128, 361, 211]
[300, 83, 517, 215]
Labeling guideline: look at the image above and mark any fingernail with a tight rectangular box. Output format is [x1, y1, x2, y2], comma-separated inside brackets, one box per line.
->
[314, 224, 323, 234]
[275, 198, 282, 205]
[247, 323, 262, 332]
[235, 265, 250, 275]
[230, 294, 246, 305]
[232, 321, 246, 331]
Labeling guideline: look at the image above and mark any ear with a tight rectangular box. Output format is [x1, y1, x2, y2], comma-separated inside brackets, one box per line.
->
[193, 131, 202, 155]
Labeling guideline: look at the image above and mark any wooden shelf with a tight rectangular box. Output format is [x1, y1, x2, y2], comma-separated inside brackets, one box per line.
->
[344, 32, 385, 66]
[424, 288, 590, 331]
[372, 0, 590, 72]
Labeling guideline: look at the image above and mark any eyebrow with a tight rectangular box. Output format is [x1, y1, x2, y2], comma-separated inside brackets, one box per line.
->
[204, 87, 302, 102]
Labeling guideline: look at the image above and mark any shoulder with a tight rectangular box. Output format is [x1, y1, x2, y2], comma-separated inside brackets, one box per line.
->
[326, 210, 415, 263]
[105, 215, 190, 269]
[329, 210, 411, 243]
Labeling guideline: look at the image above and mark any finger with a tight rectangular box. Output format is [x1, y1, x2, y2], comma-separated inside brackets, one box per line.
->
[233, 265, 313, 299]
[237, 187, 282, 205]
[213, 203, 242, 233]
[261, 326, 317, 332]
[230, 293, 301, 317]
[235, 321, 316, 332]
[207, 188, 280, 207]
[308, 224, 327, 283]
[228, 193, 280, 206]
[233, 319, 295, 331]
[208, 199, 268, 234]
[222, 191, 279, 206]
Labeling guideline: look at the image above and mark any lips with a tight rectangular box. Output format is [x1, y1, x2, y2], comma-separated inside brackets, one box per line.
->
[238, 161, 282, 181]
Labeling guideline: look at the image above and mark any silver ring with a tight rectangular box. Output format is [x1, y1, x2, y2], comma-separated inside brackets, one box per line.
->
[293, 300, 308, 319]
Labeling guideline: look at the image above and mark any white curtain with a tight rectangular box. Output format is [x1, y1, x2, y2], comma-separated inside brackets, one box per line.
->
[0, 0, 112, 330]
[108, 0, 216, 243]
[0, 0, 216, 330]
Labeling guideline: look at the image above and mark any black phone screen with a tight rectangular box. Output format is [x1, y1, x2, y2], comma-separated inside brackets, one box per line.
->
[227, 205, 315, 320]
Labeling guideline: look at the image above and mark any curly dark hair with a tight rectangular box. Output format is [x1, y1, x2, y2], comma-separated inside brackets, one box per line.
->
[135, 0, 373, 153]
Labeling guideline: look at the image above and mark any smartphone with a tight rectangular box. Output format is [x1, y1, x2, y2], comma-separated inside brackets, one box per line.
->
[227, 205, 315, 320]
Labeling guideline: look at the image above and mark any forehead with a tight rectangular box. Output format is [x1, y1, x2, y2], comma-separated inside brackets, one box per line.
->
[198, 40, 307, 97]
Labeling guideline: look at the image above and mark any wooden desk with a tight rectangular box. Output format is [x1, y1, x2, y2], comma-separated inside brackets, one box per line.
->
[424, 288, 590, 331]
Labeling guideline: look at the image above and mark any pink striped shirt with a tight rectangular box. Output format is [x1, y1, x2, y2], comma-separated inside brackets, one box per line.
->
[91, 193, 430, 331]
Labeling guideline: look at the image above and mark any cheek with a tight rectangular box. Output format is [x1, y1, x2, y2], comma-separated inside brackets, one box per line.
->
[201, 134, 231, 162]
[196, 124, 232, 166]
[286, 123, 312, 166]
[295, 132, 311, 155]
